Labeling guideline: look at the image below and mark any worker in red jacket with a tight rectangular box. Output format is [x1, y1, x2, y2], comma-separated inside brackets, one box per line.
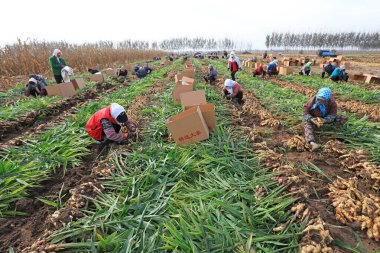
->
[223, 79, 244, 104]
[253, 64, 266, 78]
[227, 51, 241, 81]
[86, 103, 136, 144]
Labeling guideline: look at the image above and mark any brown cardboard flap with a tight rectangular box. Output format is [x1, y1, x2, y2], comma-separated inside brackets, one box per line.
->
[57, 83, 76, 97]
[183, 68, 196, 78]
[166, 106, 209, 146]
[173, 84, 194, 104]
[89, 74, 105, 84]
[199, 104, 216, 131]
[71, 78, 86, 90]
[182, 76, 195, 86]
[175, 74, 183, 83]
[45, 85, 61, 97]
[180, 90, 207, 110]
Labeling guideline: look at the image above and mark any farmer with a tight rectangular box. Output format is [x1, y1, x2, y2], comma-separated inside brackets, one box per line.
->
[204, 64, 218, 85]
[227, 51, 241, 81]
[223, 79, 244, 104]
[86, 103, 137, 144]
[267, 60, 279, 76]
[321, 61, 336, 79]
[330, 66, 349, 82]
[49, 49, 67, 84]
[263, 51, 268, 59]
[88, 68, 100, 74]
[135, 66, 153, 78]
[303, 88, 346, 151]
[300, 61, 313, 76]
[25, 75, 47, 97]
[253, 64, 266, 78]
[223, 50, 228, 58]
[117, 67, 128, 77]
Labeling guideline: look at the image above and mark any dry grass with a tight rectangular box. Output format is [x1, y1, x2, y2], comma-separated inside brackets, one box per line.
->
[0, 39, 165, 91]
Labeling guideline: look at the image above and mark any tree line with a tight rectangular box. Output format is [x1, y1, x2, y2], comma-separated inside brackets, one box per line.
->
[265, 32, 380, 50]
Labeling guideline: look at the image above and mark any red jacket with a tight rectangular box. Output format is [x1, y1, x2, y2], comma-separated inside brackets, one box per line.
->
[86, 106, 118, 141]
[228, 61, 239, 72]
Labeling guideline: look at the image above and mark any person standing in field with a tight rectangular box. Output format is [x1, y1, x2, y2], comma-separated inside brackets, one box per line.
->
[86, 103, 137, 144]
[227, 51, 241, 81]
[302, 88, 347, 151]
[49, 49, 67, 84]
[223, 79, 244, 104]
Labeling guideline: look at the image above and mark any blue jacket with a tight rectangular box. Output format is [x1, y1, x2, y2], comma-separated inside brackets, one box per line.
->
[330, 68, 346, 78]
[268, 62, 276, 71]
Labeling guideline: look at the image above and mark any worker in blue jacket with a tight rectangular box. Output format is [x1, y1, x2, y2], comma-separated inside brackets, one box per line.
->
[330, 66, 348, 82]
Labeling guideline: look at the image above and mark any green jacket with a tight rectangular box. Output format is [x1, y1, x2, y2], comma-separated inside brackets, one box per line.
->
[49, 56, 67, 75]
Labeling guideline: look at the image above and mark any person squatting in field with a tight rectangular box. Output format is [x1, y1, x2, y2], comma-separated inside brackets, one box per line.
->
[223, 79, 244, 104]
[267, 59, 279, 76]
[330, 65, 349, 82]
[49, 49, 67, 84]
[25, 75, 47, 97]
[86, 103, 137, 144]
[134, 66, 153, 79]
[253, 64, 266, 78]
[303, 88, 347, 151]
[321, 61, 336, 79]
[299, 61, 313, 76]
[203, 64, 218, 85]
[227, 51, 241, 81]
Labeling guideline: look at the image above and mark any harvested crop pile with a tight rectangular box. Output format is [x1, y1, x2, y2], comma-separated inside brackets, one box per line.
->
[299, 217, 334, 253]
[285, 135, 311, 152]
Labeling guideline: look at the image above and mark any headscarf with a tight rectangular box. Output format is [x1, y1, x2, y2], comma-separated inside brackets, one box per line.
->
[110, 103, 126, 125]
[208, 64, 213, 69]
[224, 79, 234, 94]
[28, 78, 37, 84]
[229, 51, 236, 62]
[339, 65, 345, 71]
[53, 49, 61, 63]
[311, 88, 332, 117]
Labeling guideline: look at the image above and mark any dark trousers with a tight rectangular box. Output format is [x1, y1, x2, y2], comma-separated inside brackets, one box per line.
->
[209, 76, 216, 85]
[230, 71, 237, 81]
[54, 75, 63, 84]
[224, 90, 243, 104]
[253, 71, 266, 77]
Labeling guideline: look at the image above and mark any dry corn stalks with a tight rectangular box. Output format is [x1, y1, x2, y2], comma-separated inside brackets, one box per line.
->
[329, 177, 380, 241]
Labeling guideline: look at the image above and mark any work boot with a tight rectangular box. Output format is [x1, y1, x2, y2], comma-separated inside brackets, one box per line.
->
[310, 142, 320, 152]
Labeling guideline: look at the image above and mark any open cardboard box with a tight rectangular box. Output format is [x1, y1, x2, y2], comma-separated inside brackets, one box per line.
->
[89, 74, 105, 84]
[71, 78, 86, 90]
[180, 90, 207, 110]
[279, 67, 293, 75]
[166, 106, 209, 146]
[173, 84, 194, 104]
[45, 82, 77, 98]
[175, 74, 183, 83]
[105, 69, 117, 76]
[183, 68, 196, 78]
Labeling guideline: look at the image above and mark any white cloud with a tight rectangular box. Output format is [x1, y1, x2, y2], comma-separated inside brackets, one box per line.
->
[1, 0, 379, 48]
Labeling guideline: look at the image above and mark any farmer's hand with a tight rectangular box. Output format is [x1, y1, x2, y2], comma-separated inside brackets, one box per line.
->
[303, 114, 313, 122]
[126, 121, 137, 132]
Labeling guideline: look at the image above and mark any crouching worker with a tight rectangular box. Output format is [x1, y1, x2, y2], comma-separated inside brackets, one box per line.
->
[321, 61, 336, 79]
[300, 61, 312, 76]
[223, 79, 244, 104]
[25, 75, 47, 97]
[86, 103, 137, 144]
[330, 66, 349, 82]
[267, 60, 279, 76]
[253, 64, 266, 78]
[135, 66, 153, 78]
[203, 65, 218, 85]
[303, 88, 347, 152]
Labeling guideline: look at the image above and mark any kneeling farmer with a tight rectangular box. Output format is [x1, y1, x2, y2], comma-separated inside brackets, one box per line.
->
[303, 88, 346, 151]
[223, 79, 244, 104]
[86, 103, 136, 144]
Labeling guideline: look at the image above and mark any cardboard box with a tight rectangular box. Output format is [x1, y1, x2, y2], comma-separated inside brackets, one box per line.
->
[283, 61, 290, 67]
[365, 75, 380, 84]
[337, 56, 345, 61]
[46, 82, 76, 98]
[340, 61, 350, 67]
[89, 74, 105, 84]
[351, 74, 367, 81]
[279, 67, 293, 75]
[183, 68, 196, 78]
[173, 84, 194, 104]
[71, 78, 86, 90]
[199, 104, 216, 131]
[175, 74, 183, 83]
[180, 90, 207, 110]
[105, 69, 117, 76]
[166, 106, 209, 146]
[182, 76, 195, 87]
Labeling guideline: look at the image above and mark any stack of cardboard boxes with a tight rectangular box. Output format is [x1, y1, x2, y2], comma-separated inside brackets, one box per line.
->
[166, 65, 216, 146]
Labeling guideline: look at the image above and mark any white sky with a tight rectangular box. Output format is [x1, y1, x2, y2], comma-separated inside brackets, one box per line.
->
[1, 0, 379, 49]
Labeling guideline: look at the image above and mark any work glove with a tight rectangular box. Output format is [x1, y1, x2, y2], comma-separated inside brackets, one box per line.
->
[303, 114, 313, 122]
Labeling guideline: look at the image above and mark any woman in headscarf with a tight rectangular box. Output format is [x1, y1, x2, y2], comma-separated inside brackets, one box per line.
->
[49, 49, 67, 84]
[227, 51, 241, 81]
[223, 79, 243, 104]
[86, 103, 137, 144]
[204, 64, 218, 85]
[303, 88, 339, 151]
